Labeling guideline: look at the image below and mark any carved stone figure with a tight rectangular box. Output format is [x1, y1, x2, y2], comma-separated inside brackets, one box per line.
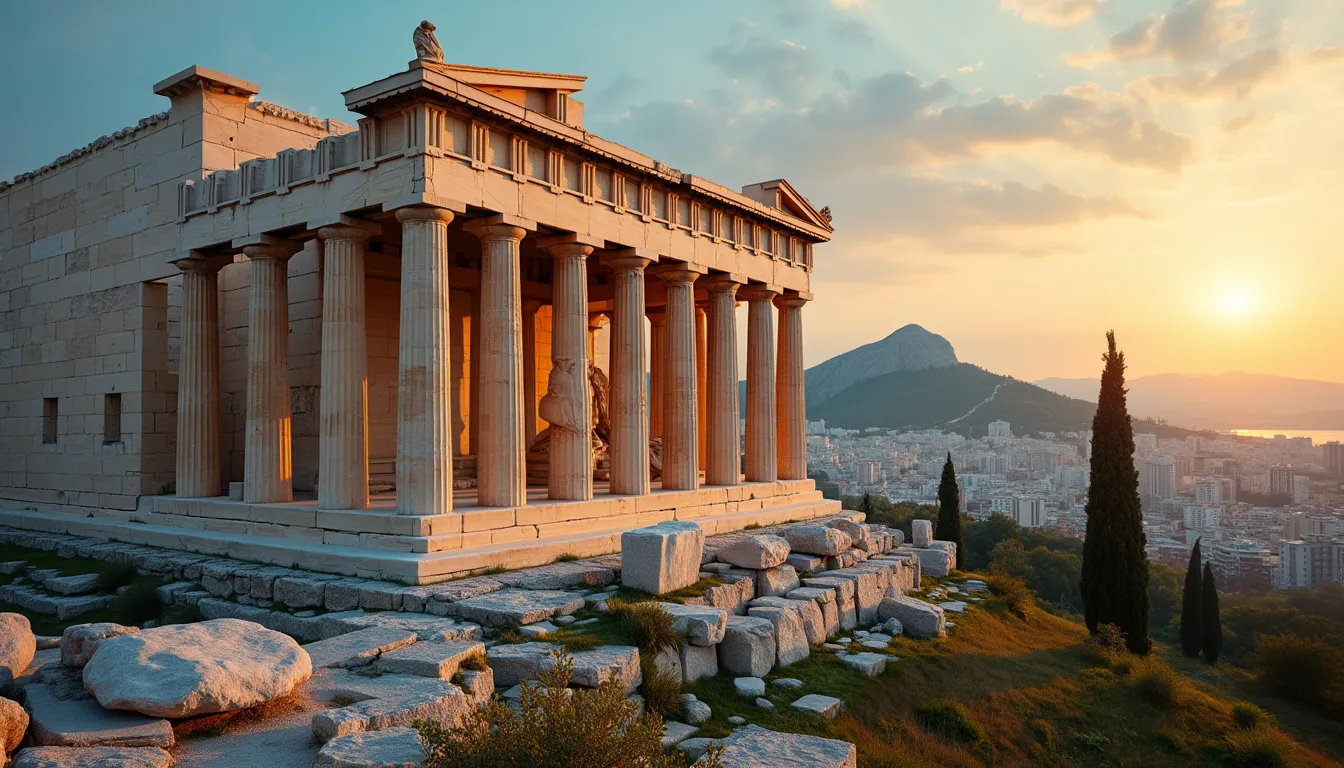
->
[589, 364, 611, 443]
[413, 21, 444, 63]
[819, 205, 833, 223]
[538, 358, 580, 434]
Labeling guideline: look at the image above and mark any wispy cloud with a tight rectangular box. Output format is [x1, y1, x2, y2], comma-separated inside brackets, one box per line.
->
[1000, 0, 1108, 27]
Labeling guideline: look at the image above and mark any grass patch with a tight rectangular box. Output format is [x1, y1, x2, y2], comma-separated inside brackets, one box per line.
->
[1234, 702, 1277, 730]
[985, 573, 1033, 620]
[1223, 726, 1296, 768]
[658, 576, 725, 604]
[550, 554, 580, 564]
[639, 659, 683, 719]
[1127, 656, 1191, 709]
[174, 692, 308, 740]
[913, 699, 990, 754]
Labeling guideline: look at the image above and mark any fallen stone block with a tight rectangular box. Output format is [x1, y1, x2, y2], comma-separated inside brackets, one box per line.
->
[681, 693, 712, 725]
[487, 642, 560, 686]
[821, 568, 887, 625]
[558, 646, 643, 694]
[910, 548, 951, 578]
[754, 565, 800, 598]
[733, 677, 766, 697]
[59, 623, 139, 668]
[912, 519, 933, 548]
[715, 724, 856, 768]
[310, 670, 470, 743]
[878, 596, 946, 639]
[746, 606, 808, 667]
[452, 590, 585, 628]
[785, 553, 824, 574]
[677, 640, 719, 684]
[839, 651, 888, 676]
[376, 641, 486, 681]
[751, 596, 826, 646]
[939, 601, 968, 614]
[781, 525, 852, 556]
[317, 611, 483, 641]
[694, 577, 754, 616]
[662, 721, 700, 748]
[792, 693, 844, 718]
[621, 522, 704, 595]
[718, 616, 776, 678]
[12, 746, 175, 768]
[716, 535, 790, 570]
[459, 667, 494, 706]
[24, 684, 173, 749]
[302, 627, 419, 669]
[314, 727, 426, 768]
[39, 574, 101, 596]
[657, 603, 727, 646]
[494, 561, 617, 590]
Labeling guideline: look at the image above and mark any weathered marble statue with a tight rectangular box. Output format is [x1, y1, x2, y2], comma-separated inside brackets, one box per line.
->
[537, 358, 581, 434]
[413, 21, 444, 63]
[529, 363, 660, 479]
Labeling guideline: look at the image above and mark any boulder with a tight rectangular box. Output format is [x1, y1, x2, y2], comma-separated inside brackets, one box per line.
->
[718, 616, 776, 678]
[826, 519, 873, 553]
[656, 603, 727, 646]
[792, 694, 844, 718]
[314, 727, 426, 768]
[562, 646, 642, 694]
[878, 596, 946, 639]
[715, 725, 856, 768]
[82, 618, 312, 718]
[59, 624, 139, 669]
[1, 695, 29, 753]
[912, 519, 933, 548]
[0, 613, 36, 690]
[839, 651, 888, 677]
[746, 606, 808, 667]
[733, 677, 766, 698]
[781, 526, 852, 557]
[621, 522, 704, 595]
[12, 746, 175, 768]
[753, 565, 800, 598]
[681, 694, 712, 725]
[716, 536, 790, 570]
[677, 640, 719, 684]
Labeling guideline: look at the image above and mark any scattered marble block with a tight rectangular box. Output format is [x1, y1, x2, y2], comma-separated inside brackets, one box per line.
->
[962, 579, 989, 593]
[728, 715, 747, 725]
[59, 623, 139, 668]
[746, 606, 808, 668]
[825, 519, 874, 553]
[565, 646, 642, 694]
[733, 677, 766, 698]
[486, 643, 558, 687]
[939, 601, 968, 614]
[657, 603, 727, 646]
[452, 590, 584, 628]
[681, 693, 712, 725]
[1, 612, 36, 690]
[621, 522, 704, 595]
[677, 640, 720, 684]
[911, 548, 951, 578]
[781, 526, 852, 556]
[785, 554, 825, 574]
[717, 535, 790, 570]
[755, 697, 775, 709]
[792, 693, 844, 718]
[12, 746, 175, 768]
[912, 520, 933, 549]
[24, 684, 174, 749]
[771, 677, 804, 689]
[316, 611, 482, 642]
[40, 574, 102, 597]
[878, 596, 946, 639]
[662, 721, 700, 748]
[878, 618, 904, 636]
[718, 616, 776, 678]
[751, 596, 826, 646]
[518, 621, 558, 638]
[302, 627, 419, 669]
[376, 641, 486, 681]
[715, 725, 857, 768]
[677, 737, 715, 762]
[310, 670, 470, 743]
[754, 565, 800, 598]
[839, 652, 888, 676]
[458, 667, 494, 706]
[314, 727, 427, 768]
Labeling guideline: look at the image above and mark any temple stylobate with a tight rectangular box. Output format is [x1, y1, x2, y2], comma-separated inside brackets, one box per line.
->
[11, 36, 837, 584]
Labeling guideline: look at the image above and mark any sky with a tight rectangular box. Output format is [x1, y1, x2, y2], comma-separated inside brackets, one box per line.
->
[3, 0, 1343, 382]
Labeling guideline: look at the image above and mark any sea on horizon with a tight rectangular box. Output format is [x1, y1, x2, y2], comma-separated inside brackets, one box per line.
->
[1227, 429, 1344, 445]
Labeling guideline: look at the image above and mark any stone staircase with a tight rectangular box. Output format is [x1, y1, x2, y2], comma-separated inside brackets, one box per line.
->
[0, 562, 118, 620]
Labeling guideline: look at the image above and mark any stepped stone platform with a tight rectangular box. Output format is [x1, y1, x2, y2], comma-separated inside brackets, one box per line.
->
[0, 478, 838, 585]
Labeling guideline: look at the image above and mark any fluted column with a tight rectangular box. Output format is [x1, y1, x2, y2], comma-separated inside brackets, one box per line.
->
[703, 277, 741, 486]
[660, 269, 700, 491]
[776, 293, 809, 480]
[466, 215, 534, 507]
[742, 285, 779, 482]
[522, 299, 541, 445]
[538, 240, 594, 501]
[174, 254, 226, 498]
[647, 308, 665, 438]
[395, 206, 456, 516]
[317, 223, 375, 510]
[695, 307, 708, 471]
[608, 253, 654, 496]
[243, 240, 299, 504]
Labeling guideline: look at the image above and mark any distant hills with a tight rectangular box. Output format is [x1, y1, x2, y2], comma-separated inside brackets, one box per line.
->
[1036, 372, 1344, 430]
[804, 324, 959, 408]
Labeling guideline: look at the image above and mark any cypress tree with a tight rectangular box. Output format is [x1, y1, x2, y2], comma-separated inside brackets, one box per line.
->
[1080, 331, 1151, 655]
[1201, 562, 1223, 664]
[936, 452, 964, 569]
[1180, 539, 1203, 658]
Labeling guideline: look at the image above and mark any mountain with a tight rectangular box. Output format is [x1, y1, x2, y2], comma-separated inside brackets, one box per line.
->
[803, 324, 958, 408]
[1035, 372, 1344, 430]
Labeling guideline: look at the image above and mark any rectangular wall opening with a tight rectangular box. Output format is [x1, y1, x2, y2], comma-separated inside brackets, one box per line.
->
[42, 398, 58, 444]
[104, 393, 122, 444]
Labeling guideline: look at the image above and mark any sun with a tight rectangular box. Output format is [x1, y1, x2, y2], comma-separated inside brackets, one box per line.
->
[1221, 291, 1250, 314]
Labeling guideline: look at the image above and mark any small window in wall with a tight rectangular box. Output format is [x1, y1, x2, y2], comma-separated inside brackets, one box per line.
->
[104, 393, 122, 444]
[42, 398, 58, 444]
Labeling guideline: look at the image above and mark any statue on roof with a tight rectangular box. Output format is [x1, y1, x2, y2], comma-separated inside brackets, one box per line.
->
[413, 21, 444, 63]
[819, 205, 833, 224]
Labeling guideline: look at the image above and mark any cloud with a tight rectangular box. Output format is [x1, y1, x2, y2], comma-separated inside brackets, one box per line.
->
[708, 33, 817, 100]
[1109, 0, 1249, 63]
[999, 0, 1107, 27]
[1128, 47, 1285, 101]
[1221, 111, 1273, 134]
[832, 19, 874, 47]
[1307, 46, 1344, 66]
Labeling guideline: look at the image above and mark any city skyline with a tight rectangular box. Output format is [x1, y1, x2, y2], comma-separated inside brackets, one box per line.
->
[2, 0, 1343, 382]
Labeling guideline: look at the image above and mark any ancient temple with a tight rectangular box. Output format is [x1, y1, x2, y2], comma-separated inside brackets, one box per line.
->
[0, 26, 837, 584]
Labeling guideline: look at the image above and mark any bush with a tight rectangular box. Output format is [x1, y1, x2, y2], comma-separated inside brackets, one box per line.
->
[1223, 726, 1295, 768]
[1126, 657, 1188, 709]
[913, 699, 987, 745]
[417, 650, 720, 768]
[1087, 623, 1130, 665]
[1232, 702, 1275, 730]
[619, 602, 682, 656]
[639, 659, 683, 720]
[112, 579, 163, 626]
[986, 573, 1033, 619]
[1252, 633, 1344, 720]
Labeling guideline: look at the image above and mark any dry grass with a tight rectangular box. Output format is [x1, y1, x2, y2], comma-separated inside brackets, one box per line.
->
[173, 692, 310, 739]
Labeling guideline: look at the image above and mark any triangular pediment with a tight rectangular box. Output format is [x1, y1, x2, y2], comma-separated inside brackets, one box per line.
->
[741, 179, 832, 231]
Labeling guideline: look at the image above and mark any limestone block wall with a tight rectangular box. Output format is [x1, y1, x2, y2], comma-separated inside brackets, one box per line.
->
[0, 69, 350, 516]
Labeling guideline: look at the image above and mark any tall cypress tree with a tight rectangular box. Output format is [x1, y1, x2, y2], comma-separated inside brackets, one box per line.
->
[1201, 562, 1223, 664]
[1180, 539, 1203, 658]
[936, 452, 964, 569]
[1080, 331, 1151, 655]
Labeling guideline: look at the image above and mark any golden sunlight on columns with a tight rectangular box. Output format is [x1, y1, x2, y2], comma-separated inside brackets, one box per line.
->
[695, 307, 708, 471]
[660, 268, 702, 491]
[538, 237, 597, 501]
[702, 276, 741, 487]
[317, 221, 378, 511]
[174, 253, 227, 498]
[242, 239, 301, 504]
[742, 284, 779, 483]
[394, 206, 458, 516]
[608, 251, 655, 496]
[647, 308, 665, 439]
[522, 299, 542, 445]
[466, 215, 536, 508]
[776, 292, 809, 481]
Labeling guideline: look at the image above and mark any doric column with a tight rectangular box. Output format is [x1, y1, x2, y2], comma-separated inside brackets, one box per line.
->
[537, 237, 598, 501]
[776, 293, 809, 480]
[465, 215, 535, 508]
[395, 206, 456, 516]
[647, 308, 665, 438]
[695, 307, 708, 471]
[659, 268, 701, 491]
[608, 252, 655, 496]
[316, 221, 377, 510]
[521, 299, 542, 445]
[174, 253, 227, 498]
[702, 277, 741, 486]
[742, 285, 779, 483]
[242, 239, 300, 504]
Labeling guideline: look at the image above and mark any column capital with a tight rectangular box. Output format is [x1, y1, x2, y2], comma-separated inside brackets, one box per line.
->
[700, 274, 743, 295]
[238, 234, 302, 262]
[394, 205, 457, 224]
[536, 232, 603, 255]
[312, 214, 381, 241]
[171, 250, 230, 274]
[382, 193, 467, 216]
[739, 283, 782, 302]
[604, 250, 656, 273]
[653, 264, 705, 284]
[774, 291, 812, 309]
[464, 213, 537, 242]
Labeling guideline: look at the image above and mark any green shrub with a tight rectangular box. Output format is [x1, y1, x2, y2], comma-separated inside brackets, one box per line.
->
[986, 573, 1033, 619]
[112, 579, 163, 626]
[639, 659, 683, 720]
[1127, 657, 1188, 709]
[1251, 633, 1344, 720]
[97, 562, 139, 592]
[913, 699, 987, 745]
[416, 650, 719, 768]
[1223, 726, 1295, 768]
[1232, 702, 1275, 730]
[619, 602, 682, 655]
[555, 633, 603, 653]
[1088, 622, 1130, 665]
